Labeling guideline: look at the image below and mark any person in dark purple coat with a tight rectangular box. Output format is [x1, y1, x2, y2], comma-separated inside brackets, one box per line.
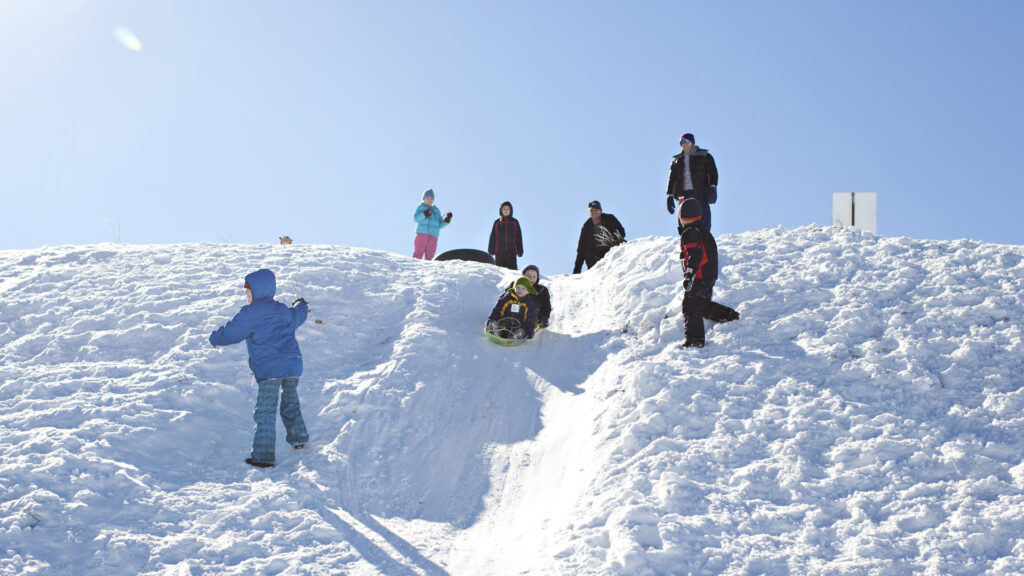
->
[488, 201, 524, 270]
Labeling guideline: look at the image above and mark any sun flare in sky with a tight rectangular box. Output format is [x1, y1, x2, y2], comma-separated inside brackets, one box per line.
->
[112, 26, 143, 52]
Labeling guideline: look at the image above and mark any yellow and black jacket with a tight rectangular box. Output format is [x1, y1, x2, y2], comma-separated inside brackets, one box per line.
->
[488, 290, 538, 336]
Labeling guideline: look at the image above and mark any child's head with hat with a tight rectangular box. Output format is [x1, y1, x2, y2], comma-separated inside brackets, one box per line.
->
[678, 198, 702, 223]
[512, 276, 538, 298]
[521, 264, 540, 286]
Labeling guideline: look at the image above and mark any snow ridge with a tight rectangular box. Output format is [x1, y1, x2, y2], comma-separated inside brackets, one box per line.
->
[2, 226, 1024, 575]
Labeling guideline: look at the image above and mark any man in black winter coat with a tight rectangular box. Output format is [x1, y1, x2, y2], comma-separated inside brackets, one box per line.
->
[666, 132, 718, 231]
[573, 200, 625, 274]
[488, 201, 524, 270]
[677, 198, 738, 347]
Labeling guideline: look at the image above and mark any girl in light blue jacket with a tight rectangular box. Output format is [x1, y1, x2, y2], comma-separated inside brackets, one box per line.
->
[413, 189, 452, 260]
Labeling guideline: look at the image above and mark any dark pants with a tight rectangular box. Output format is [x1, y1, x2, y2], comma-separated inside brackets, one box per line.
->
[683, 278, 737, 343]
[495, 251, 518, 270]
[680, 191, 712, 231]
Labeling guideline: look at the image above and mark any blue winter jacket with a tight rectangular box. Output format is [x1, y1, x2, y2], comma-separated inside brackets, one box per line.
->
[209, 269, 308, 380]
[414, 202, 450, 237]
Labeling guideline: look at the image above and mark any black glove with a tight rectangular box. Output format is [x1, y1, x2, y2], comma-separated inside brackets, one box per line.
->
[292, 298, 307, 307]
[708, 186, 717, 204]
[423, 209, 432, 218]
[666, 195, 676, 214]
[683, 268, 696, 292]
[444, 212, 452, 223]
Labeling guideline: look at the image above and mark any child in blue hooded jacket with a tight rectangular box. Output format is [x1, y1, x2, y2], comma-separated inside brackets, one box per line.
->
[209, 268, 310, 468]
[413, 188, 452, 260]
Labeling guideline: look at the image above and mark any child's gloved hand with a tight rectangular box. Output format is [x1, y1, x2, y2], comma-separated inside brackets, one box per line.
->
[444, 212, 452, 223]
[666, 195, 676, 214]
[423, 209, 432, 218]
[683, 268, 696, 292]
[292, 298, 308, 307]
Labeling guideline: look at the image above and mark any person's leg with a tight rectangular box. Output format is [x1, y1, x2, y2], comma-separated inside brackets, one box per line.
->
[682, 281, 709, 345]
[279, 377, 309, 447]
[496, 252, 516, 270]
[251, 378, 281, 464]
[701, 200, 712, 232]
[705, 301, 739, 322]
[701, 279, 738, 322]
[424, 235, 439, 260]
[413, 233, 428, 259]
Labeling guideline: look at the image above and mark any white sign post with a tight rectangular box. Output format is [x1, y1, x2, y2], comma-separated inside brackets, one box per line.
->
[833, 192, 877, 233]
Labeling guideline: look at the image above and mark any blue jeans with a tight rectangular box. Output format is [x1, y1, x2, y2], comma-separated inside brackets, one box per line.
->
[251, 377, 309, 464]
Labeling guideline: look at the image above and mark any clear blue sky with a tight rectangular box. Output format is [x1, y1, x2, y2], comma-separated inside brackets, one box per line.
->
[3, 1, 1023, 275]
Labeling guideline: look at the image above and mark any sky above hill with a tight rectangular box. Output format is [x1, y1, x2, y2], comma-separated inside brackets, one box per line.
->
[2, 1, 1023, 274]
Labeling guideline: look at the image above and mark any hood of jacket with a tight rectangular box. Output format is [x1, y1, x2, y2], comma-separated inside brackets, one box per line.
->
[499, 201, 514, 217]
[245, 269, 277, 301]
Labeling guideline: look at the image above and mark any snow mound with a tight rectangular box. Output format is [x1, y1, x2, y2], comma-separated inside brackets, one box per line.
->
[2, 226, 1024, 575]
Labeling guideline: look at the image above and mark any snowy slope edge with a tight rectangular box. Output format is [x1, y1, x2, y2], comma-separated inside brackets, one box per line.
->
[1, 226, 1024, 575]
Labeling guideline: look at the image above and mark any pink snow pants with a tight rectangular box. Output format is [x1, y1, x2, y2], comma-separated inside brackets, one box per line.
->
[413, 233, 439, 260]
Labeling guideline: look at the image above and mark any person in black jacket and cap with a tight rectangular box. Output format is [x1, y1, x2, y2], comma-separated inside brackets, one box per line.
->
[666, 132, 718, 231]
[573, 200, 625, 274]
[488, 201, 524, 270]
[677, 198, 738, 348]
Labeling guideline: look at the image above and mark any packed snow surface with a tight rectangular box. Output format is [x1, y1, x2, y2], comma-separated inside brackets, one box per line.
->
[2, 225, 1024, 575]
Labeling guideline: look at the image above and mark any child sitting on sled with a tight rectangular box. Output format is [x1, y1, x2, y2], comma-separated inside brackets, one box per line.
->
[507, 265, 552, 329]
[487, 276, 539, 339]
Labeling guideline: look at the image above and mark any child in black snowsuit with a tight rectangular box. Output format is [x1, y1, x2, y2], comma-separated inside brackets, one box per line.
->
[677, 198, 739, 347]
[488, 201, 524, 270]
[487, 276, 539, 339]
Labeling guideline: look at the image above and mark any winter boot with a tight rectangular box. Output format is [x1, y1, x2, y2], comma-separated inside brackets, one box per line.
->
[245, 458, 274, 468]
[682, 339, 705, 348]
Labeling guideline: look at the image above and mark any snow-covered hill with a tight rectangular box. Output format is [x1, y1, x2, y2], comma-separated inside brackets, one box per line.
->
[2, 226, 1024, 575]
